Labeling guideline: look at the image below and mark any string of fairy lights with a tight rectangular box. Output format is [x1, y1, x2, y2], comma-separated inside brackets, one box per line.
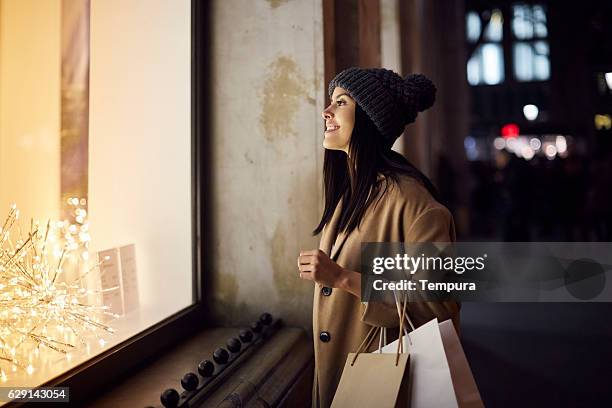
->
[0, 202, 117, 382]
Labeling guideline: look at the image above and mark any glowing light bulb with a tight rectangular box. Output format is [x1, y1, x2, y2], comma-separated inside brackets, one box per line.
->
[555, 135, 567, 154]
[493, 137, 505, 150]
[521, 146, 535, 160]
[594, 114, 611, 130]
[523, 104, 539, 121]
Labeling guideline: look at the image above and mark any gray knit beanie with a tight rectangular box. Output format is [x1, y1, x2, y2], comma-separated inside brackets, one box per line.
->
[328, 67, 436, 144]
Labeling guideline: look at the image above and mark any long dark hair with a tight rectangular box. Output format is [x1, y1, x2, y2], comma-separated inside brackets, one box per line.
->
[313, 103, 440, 236]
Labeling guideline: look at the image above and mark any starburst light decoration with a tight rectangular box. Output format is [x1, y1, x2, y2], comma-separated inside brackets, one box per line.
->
[0, 202, 117, 382]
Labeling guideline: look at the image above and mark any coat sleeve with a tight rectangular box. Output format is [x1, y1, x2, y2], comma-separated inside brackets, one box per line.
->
[359, 206, 461, 328]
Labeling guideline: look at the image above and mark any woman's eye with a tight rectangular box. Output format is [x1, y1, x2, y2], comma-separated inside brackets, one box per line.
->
[336, 100, 345, 106]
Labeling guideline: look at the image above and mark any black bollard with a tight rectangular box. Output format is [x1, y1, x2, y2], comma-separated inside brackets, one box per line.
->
[227, 337, 241, 353]
[198, 359, 215, 377]
[160, 388, 179, 408]
[250, 321, 262, 333]
[181, 372, 199, 391]
[213, 347, 229, 365]
[259, 312, 273, 325]
[239, 329, 253, 343]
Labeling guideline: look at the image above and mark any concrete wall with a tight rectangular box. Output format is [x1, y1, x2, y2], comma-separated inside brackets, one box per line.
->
[209, 0, 325, 331]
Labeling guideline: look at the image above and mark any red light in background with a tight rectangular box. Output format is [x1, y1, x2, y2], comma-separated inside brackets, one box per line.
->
[501, 123, 520, 138]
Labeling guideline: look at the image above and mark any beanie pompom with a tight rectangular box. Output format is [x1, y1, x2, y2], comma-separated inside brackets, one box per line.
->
[403, 74, 436, 112]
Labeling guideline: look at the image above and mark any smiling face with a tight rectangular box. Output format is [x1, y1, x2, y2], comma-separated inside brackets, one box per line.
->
[321, 87, 355, 153]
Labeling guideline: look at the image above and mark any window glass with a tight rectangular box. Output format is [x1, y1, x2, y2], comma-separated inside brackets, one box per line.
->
[468, 43, 505, 86]
[484, 9, 503, 42]
[0, 0, 192, 389]
[512, 4, 548, 39]
[513, 41, 550, 81]
[466, 11, 481, 43]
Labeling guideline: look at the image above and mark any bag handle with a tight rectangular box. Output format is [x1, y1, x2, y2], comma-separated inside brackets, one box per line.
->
[379, 289, 414, 353]
[393, 289, 416, 332]
[350, 325, 379, 364]
[352, 290, 413, 366]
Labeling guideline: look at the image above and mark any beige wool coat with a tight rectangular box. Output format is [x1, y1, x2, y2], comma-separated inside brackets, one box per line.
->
[312, 174, 461, 408]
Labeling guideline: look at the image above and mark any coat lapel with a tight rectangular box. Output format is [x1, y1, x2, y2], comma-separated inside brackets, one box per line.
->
[329, 178, 385, 261]
[319, 198, 341, 256]
[330, 229, 349, 261]
[326, 197, 350, 262]
[319, 197, 348, 260]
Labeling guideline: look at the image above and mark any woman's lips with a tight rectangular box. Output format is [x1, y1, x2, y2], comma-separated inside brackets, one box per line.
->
[325, 125, 340, 134]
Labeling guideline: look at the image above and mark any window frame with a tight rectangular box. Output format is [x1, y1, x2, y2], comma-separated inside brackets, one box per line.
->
[7, 1, 210, 406]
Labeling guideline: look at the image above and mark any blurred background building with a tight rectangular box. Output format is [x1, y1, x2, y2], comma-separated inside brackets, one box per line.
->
[462, 0, 612, 242]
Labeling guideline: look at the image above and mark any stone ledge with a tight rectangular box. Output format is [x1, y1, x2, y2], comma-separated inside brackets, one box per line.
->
[87, 326, 313, 407]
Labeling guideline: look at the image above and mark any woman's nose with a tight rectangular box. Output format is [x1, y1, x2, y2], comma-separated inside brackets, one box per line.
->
[322, 107, 333, 120]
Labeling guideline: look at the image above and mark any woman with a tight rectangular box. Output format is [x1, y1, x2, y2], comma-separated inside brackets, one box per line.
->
[297, 67, 461, 408]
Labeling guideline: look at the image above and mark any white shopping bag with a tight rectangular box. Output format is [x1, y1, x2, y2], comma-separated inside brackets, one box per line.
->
[439, 319, 484, 408]
[379, 318, 458, 408]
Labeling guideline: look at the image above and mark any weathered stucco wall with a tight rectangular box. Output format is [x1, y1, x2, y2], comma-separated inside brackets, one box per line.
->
[209, 0, 324, 331]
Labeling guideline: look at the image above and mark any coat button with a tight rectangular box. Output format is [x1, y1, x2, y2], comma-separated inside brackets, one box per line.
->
[319, 331, 331, 342]
[321, 286, 332, 296]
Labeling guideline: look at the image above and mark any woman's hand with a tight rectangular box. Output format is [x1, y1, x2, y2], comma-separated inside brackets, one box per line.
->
[297, 249, 361, 298]
[297, 249, 346, 288]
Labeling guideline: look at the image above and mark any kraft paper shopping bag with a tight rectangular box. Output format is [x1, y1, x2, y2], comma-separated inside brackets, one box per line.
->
[332, 301, 412, 408]
[331, 351, 410, 408]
